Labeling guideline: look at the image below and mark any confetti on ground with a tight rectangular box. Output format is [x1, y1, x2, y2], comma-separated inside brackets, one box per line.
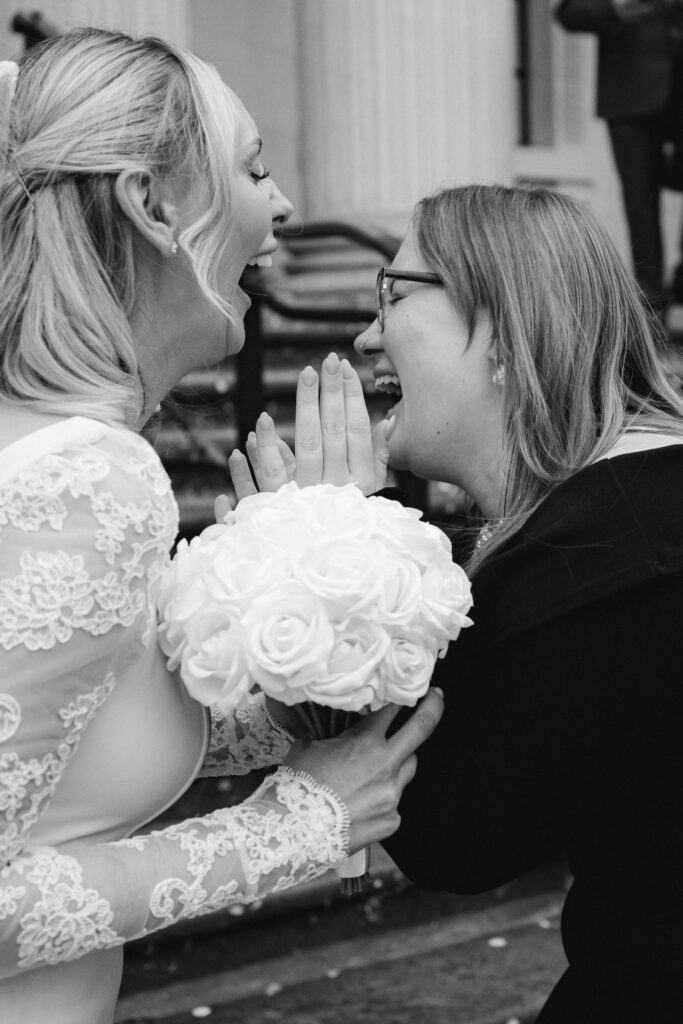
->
[325, 968, 340, 979]
[264, 982, 283, 997]
[190, 1007, 213, 1019]
[487, 936, 508, 948]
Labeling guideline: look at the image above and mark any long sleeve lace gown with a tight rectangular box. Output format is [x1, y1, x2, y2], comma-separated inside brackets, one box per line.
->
[0, 416, 349, 1024]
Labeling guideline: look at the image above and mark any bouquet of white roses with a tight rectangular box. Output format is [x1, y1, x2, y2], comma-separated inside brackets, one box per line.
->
[158, 482, 473, 889]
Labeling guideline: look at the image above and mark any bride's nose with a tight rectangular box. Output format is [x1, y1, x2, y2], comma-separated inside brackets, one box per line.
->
[354, 318, 382, 355]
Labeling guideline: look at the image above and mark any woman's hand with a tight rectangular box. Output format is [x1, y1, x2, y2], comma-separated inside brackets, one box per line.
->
[225, 352, 391, 504]
[284, 689, 444, 853]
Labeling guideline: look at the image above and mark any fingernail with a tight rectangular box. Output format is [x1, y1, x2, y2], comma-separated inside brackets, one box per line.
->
[341, 358, 356, 380]
[301, 365, 316, 385]
[257, 411, 273, 430]
[324, 352, 340, 372]
[384, 414, 396, 440]
[247, 431, 256, 443]
[433, 687, 444, 698]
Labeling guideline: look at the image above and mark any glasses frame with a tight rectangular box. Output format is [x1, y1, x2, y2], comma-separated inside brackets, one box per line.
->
[376, 268, 443, 332]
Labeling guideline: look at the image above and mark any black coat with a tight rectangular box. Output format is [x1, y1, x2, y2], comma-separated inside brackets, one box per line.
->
[383, 446, 683, 1022]
[555, 0, 683, 117]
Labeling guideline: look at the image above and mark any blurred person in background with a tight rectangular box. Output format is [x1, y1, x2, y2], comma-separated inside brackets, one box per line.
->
[555, 0, 683, 318]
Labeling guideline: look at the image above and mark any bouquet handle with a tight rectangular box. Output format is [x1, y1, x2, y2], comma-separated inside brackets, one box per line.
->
[335, 846, 371, 895]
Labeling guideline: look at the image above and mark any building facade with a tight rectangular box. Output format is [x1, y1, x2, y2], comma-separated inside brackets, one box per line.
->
[1, 0, 681, 274]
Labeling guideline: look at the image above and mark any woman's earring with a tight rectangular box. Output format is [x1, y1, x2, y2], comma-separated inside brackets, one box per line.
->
[168, 241, 179, 256]
[492, 363, 506, 387]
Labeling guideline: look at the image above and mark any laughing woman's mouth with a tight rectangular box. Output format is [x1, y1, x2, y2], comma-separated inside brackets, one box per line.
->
[374, 373, 402, 398]
[246, 252, 273, 268]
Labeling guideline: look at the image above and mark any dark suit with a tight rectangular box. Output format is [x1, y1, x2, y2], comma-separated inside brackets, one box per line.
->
[556, 0, 683, 309]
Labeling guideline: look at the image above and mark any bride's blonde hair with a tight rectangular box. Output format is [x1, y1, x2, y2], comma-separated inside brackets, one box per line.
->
[0, 28, 245, 425]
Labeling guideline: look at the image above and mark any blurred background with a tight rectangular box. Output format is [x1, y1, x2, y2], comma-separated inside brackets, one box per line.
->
[2, 1, 680, 535]
[2, 6, 676, 1022]
[0, 0, 646, 245]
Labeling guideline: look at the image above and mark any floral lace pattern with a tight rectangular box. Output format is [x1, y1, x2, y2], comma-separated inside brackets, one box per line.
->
[14, 849, 120, 969]
[125, 766, 349, 936]
[0, 697, 20, 744]
[0, 675, 116, 867]
[0, 424, 349, 983]
[200, 692, 295, 777]
[1, 766, 347, 972]
[0, 440, 177, 654]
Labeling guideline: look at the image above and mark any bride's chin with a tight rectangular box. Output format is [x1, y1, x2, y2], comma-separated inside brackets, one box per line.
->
[225, 319, 246, 357]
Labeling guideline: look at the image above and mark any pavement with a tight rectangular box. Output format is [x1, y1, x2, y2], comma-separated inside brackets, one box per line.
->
[115, 848, 570, 1024]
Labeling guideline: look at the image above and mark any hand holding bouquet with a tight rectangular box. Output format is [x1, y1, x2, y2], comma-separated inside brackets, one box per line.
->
[158, 482, 473, 889]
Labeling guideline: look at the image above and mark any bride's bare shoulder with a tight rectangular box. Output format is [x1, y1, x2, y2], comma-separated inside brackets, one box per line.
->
[0, 405, 69, 453]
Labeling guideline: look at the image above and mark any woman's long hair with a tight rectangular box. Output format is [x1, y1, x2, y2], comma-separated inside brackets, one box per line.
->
[413, 184, 683, 570]
[0, 28, 245, 425]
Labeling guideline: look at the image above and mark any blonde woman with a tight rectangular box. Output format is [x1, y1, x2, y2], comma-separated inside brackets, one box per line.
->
[0, 29, 443, 1023]
[239, 184, 683, 1022]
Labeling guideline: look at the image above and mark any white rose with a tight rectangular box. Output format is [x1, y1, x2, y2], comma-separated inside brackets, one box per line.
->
[298, 618, 390, 711]
[366, 495, 446, 564]
[375, 634, 439, 708]
[241, 580, 335, 698]
[208, 529, 290, 611]
[418, 562, 473, 643]
[179, 625, 250, 710]
[298, 483, 382, 539]
[372, 558, 422, 626]
[294, 536, 387, 617]
[158, 575, 222, 668]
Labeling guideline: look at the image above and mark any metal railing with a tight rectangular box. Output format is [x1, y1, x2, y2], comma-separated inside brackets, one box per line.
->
[236, 219, 398, 450]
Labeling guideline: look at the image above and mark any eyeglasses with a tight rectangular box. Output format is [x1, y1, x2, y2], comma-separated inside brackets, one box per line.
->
[376, 267, 443, 332]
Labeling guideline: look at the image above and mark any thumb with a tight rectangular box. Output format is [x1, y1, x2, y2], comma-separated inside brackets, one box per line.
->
[214, 493, 234, 522]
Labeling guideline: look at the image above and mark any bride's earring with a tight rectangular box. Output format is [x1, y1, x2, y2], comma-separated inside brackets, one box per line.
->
[492, 363, 506, 386]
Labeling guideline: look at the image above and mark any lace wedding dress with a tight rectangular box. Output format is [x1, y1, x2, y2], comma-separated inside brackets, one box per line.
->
[0, 417, 349, 1024]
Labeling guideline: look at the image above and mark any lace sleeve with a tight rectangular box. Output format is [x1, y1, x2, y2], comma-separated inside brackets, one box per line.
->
[200, 692, 295, 777]
[0, 428, 348, 979]
[0, 766, 348, 977]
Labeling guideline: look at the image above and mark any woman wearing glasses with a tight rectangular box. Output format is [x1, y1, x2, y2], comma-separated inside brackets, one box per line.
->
[235, 184, 683, 1022]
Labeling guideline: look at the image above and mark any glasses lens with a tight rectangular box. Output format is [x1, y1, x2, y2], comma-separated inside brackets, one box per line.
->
[376, 269, 386, 332]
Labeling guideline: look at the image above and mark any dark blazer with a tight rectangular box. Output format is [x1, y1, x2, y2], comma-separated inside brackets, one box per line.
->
[383, 445, 683, 1022]
[555, 0, 682, 117]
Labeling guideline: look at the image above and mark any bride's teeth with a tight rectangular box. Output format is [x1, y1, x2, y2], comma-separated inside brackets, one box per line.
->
[246, 254, 273, 268]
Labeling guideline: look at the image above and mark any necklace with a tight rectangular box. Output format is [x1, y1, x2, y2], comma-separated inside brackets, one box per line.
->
[475, 518, 504, 550]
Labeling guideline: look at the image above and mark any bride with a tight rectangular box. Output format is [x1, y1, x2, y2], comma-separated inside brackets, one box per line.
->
[0, 28, 443, 1023]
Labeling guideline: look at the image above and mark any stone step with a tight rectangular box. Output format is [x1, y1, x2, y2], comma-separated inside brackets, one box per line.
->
[116, 855, 569, 1024]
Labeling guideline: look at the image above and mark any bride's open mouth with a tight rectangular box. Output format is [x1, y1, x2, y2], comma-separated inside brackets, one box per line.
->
[246, 241, 278, 270]
[246, 252, 273, 268]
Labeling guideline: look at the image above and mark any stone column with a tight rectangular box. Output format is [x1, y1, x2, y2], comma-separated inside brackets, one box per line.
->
[296, 0, 517, 231]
